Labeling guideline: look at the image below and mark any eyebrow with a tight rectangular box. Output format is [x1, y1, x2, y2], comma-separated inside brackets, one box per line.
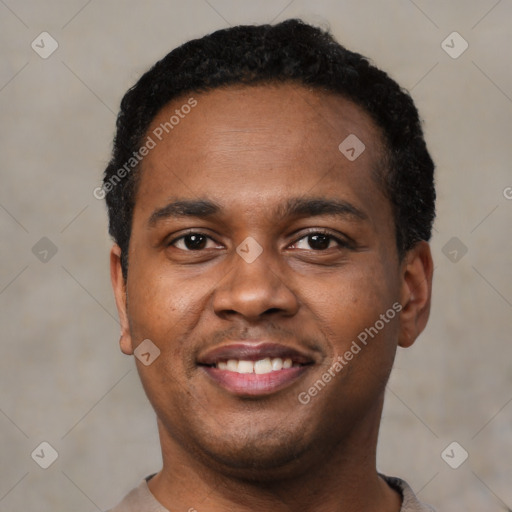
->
[275, 197, 368, 222]
[148, 199, 221, 227]
[147, 197, 368, 227]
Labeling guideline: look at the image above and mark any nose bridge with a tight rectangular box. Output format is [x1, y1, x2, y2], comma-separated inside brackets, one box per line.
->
[213, 239, 297, 319]
[230, 241, 280, 297]
[234, 244, 275, 285]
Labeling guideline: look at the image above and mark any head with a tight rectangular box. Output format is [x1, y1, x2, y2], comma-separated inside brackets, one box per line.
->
[105, 19, 435, 479]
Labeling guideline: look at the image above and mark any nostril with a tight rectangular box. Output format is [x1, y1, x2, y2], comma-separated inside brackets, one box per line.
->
[264, 307, 282, 315]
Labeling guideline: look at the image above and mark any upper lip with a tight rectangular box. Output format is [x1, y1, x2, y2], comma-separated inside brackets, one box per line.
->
[197, 342, 315, 366]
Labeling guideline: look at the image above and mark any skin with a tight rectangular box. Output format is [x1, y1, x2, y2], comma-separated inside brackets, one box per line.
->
[110, 83, 433, 512]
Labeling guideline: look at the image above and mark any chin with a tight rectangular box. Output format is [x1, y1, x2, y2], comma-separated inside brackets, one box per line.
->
[179, 419, 314, 480]
[203, 440, 311, 481]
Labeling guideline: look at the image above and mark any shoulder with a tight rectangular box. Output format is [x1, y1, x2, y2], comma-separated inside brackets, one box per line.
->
[106, 478, 168, 512]
[381, 474, 437, 512]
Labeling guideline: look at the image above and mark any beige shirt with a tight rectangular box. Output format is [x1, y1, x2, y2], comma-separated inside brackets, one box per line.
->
[108, 474, 436, 511]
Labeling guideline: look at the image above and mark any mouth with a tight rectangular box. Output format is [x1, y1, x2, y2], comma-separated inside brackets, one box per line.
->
[197, 342, 315, 397]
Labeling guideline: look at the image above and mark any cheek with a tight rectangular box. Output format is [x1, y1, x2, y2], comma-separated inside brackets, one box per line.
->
[128, 265, 195, 318]
[305, 261, 400, 353]
[125, 269, 214, 368]
[308, 269, 400, 408]
[126, 273, 198, 404]
[125, 271, 184, 354]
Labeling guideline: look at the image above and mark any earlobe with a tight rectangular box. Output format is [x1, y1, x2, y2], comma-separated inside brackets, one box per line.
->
[397, 241, 434, 348]
[110, 244, 134, 355]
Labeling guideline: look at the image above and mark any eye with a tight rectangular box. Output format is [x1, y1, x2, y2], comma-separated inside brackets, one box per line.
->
[168, 232, 221, 251]
[291, 231, 350, 251]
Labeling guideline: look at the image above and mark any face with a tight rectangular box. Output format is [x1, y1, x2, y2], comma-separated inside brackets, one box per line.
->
[111, 83, 432, 479]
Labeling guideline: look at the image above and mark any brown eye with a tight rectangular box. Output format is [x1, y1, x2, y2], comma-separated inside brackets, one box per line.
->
[292, 231, 349, 251]
[183, 234, 207, 250]
[169, 233, 219, 251]
[307, 234, 331, 250]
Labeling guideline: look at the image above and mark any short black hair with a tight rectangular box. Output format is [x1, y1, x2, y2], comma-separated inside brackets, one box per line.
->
[103, 19, 435, 277]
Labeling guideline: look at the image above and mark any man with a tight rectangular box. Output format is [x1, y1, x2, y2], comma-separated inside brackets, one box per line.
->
[104, 19, 436, 512]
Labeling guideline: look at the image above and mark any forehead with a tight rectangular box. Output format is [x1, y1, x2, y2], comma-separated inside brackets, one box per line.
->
[133, 83, 388, 226]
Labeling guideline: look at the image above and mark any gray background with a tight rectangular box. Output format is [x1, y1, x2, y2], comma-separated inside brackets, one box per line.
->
[1, 1, 511, 510]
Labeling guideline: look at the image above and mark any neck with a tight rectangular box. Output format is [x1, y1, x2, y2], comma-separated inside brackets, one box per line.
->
[148, 400, 401, 512]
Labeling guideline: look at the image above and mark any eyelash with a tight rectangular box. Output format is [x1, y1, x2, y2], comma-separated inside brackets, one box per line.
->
[294, 230, 352, 250]
[167, 229, 351, 251]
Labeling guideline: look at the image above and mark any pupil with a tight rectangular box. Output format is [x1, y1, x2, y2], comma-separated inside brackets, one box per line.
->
[310, 234, 329, 250]
[185, 234, 206, 250]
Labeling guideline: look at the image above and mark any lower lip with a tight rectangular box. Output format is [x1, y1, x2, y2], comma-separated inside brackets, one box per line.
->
[200, 366, 310, 397]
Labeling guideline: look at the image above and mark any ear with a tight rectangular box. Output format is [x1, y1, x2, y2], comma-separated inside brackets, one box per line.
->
[398, 241, 433, 348]
[110, 244, 133, 355]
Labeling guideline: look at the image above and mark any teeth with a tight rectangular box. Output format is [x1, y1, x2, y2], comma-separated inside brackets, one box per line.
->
[272, 358, 283, 371]
[237, 360, 254, 374]
[215, 357, 299, 374]
[227, 359, 238, 371]
[254, 358, 272, 374]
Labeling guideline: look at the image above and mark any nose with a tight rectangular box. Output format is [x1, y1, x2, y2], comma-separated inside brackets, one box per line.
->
[212, 245, 299, 322]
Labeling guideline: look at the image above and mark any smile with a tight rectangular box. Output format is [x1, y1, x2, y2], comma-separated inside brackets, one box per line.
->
[197, 342, 315, 396]
[211, 357, 300, 374]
